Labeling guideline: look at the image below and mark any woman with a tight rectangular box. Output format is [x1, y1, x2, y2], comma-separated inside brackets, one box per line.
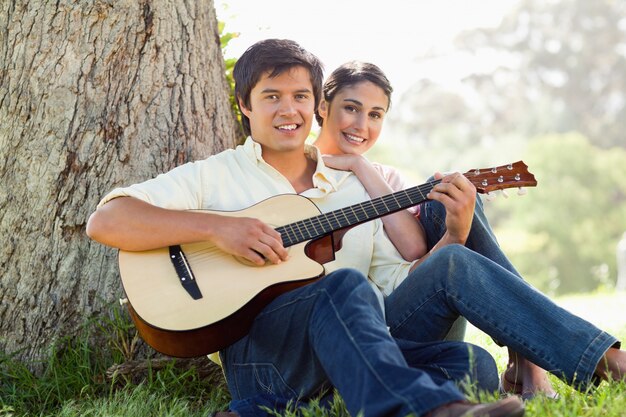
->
[313, 61, 558, 399]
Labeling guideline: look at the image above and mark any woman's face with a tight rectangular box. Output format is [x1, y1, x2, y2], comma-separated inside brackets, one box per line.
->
[318, 81, 389, 155]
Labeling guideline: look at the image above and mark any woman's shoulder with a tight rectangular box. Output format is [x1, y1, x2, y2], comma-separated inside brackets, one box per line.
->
[371, 161, 402, 179]
[371, 162, 408, 190]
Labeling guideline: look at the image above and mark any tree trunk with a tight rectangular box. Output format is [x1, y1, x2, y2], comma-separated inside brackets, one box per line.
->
[0, 0, 238, 365]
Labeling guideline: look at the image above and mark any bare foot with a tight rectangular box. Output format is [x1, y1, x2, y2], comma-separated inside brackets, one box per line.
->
[501, 351, 558, 399]
[595, 347, 626, 381]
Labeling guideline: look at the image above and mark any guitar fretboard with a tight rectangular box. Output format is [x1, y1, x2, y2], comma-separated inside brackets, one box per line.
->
[276, 179, 442, 247]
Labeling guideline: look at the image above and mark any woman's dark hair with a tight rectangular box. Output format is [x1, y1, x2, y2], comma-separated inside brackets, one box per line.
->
[315, 61, 393, 126]
[233, 39, 324, 136]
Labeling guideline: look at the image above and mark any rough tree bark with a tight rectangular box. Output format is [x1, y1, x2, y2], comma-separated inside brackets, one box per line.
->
[0, 0, 238, 365]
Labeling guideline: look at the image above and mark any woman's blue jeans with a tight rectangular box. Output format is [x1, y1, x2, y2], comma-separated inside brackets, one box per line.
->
[220, 268, 497, 417]
[419, 196, 522, 341]
[416, 196, 620, 386]
[385, 243, 619, 391]
[420, 196, 521, 277]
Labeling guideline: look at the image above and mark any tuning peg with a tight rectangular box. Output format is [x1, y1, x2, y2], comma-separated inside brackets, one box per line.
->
[485, 192, 496, 201]
[517, 187, 527, 196]
[500, 189, 509, 198]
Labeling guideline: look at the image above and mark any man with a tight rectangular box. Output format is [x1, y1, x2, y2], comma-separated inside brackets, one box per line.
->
[87, 39, 523, 417]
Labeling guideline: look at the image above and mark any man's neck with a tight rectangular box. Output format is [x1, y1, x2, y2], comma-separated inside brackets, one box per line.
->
[263, 149, 316, 194]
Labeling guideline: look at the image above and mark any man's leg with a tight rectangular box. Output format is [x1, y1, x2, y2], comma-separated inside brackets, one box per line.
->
[385, 245, 619, 391]
[396, 338, 499, 394]
[224, 339, 500, 417]
[221, 268, 466, 417]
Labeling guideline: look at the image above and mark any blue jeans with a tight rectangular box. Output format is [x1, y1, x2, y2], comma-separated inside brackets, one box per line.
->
[419, 196, 525, 341]
[419, 196, 521, 277]
[227, 338, 498, 417]
[385, 244, 619, 391]
[221, 268, 495, 417]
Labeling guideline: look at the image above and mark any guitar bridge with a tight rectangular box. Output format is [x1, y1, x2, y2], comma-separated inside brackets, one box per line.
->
[169, 245, 203, 300]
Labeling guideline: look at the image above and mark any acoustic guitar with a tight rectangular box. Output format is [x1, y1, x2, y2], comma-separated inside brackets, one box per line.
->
[118, 161, 537, 357]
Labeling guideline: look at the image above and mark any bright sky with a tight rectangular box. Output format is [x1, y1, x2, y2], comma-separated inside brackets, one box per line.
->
[215, 0, 521, 99]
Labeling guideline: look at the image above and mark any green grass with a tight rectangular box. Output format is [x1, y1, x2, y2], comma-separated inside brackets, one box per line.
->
[0, 306, 230, 417]
[2, 292, 626, 416]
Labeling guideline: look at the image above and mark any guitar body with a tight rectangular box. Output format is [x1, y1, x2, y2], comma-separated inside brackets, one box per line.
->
[119, 194, 327, 357]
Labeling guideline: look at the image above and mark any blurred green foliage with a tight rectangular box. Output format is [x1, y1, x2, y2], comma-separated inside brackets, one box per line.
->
[491, 134, 626, 294]
[217, 20, 243, 141]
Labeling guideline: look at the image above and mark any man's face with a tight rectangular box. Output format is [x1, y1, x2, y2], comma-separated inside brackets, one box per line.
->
[239, 66, 315, 161]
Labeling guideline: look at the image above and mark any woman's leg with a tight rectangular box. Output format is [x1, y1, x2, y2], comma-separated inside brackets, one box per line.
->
[420, 197, 557, 396]
[385, 245, 620, 391]
[419, 196, 520, 276]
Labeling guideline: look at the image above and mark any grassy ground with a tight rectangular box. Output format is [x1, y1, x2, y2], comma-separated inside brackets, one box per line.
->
[2, 291, 626, 417]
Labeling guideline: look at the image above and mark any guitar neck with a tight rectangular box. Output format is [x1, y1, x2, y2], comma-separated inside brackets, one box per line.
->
[276, 179, 442, 248]
[276, 160, 538, 248]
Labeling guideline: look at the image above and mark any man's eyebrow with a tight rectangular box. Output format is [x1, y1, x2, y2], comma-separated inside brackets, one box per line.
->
[259, 88, 313, 94]
[343, 98, 386, 112]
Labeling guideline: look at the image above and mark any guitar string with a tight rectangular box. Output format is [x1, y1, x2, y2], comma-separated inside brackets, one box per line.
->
[277, 180, 440, 247]
[276, 182, 435, 246]
[277, 171, 527, 247]
[182, 245, 224, 263]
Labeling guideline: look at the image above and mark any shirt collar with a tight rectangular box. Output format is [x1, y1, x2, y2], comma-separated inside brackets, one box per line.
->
[241, 136, 351, 196]
[242, 136, 265, 162]
[304, 142, 351, 195]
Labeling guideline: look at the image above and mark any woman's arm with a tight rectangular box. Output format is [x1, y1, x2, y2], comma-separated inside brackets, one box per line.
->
[322, 154, 427, 261]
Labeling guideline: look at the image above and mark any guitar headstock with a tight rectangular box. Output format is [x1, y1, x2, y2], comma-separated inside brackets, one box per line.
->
[463, 161, 537, 194]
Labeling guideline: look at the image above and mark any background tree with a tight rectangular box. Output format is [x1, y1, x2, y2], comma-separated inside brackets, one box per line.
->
[455, 0, 626, 149]
[0, 0, 238, 366]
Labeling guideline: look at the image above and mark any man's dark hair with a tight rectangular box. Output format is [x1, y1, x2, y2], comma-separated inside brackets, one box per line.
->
[315, 61, 393, 126]
[233, 39, 324, 136]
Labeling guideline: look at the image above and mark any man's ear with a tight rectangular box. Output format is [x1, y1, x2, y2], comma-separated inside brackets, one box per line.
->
[238, 96, 251, 118]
